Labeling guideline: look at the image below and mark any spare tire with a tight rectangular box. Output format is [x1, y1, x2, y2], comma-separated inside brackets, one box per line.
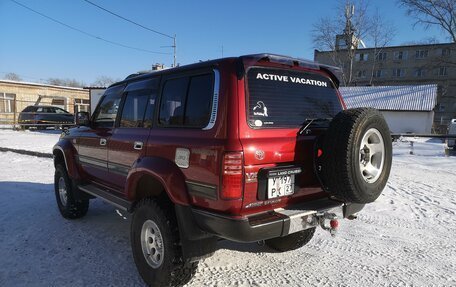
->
[317, 108, 392, 204]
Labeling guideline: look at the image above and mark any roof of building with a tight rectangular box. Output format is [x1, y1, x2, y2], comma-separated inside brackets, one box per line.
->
[339, 84, 438, 111]
[0, 80, 87, 91]
[315, 42, 455, 54]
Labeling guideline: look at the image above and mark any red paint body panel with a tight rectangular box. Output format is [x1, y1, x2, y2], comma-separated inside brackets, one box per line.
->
[55, 55, 345, 217]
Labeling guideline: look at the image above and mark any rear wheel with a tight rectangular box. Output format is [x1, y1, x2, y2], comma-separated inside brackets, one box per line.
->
[318, 108, 392, 203]
[54, 164, 89, 219]
[265, 228, 316, 252]
[131, 198, 198, 287]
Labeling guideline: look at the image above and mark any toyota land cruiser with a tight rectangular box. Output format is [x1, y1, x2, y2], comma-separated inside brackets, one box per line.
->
[53, 54, 392, 287]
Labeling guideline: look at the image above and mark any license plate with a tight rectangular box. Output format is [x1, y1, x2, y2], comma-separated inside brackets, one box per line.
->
[267, 175, 295, 199]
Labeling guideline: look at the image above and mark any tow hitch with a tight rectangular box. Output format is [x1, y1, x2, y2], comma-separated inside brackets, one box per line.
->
[317, 212, 339, 237]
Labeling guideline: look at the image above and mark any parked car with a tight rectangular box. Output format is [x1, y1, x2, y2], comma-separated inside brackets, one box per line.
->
[18, 105, 74, 129]
[446, 119, 456, 150]
[53, 54, 392, 286]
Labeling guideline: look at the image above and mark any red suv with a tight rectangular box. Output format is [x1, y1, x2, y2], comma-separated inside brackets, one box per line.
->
[53, 54, 392, 287]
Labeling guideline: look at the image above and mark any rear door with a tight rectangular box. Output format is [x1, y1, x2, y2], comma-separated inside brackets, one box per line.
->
[77, 85, 124, 186]
[107, 78, 159, 191]
[239, 66, 344, 211]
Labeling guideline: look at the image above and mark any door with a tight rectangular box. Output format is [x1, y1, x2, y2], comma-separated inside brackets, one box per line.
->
[108, 78, 158, 191]
[77, 85, 124, 186]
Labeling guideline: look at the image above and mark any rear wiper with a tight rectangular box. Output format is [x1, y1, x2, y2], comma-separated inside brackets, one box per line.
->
[298, 118, 332, 135]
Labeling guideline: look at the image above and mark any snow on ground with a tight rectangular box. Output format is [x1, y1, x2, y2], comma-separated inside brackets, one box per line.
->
[0, 133, 455, 286]
[0, 129, 61, 154]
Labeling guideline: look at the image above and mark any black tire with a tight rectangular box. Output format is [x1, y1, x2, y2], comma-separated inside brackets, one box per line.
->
[318, 108, 392, 203]
[54, 164, 89, 219]
[131, 198, 198, 287]
[265, 228, 316, 252]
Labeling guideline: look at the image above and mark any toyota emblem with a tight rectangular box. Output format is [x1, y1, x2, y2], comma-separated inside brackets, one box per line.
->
[255, 150, 265, 160]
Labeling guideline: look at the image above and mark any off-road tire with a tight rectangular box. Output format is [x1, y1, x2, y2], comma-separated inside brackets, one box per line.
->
[319, 108, 392, 203]
[54, 164, 89, 219]
[131, 198, 198, 287]
[265, 228, 316, 252]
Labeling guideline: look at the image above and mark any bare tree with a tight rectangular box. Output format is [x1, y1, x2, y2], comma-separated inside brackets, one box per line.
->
[91, 76, 117, 87]
[399, 0, 456, 42]
[312, 0, 371, 86]
[47, 78, 85, 88]
[3, 72, 22, 81]
[368, 9, 397, 85]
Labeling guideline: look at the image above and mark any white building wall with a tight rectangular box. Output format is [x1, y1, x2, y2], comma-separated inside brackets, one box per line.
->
[89, 89, 106, 115]
[381, 111, 434, 134]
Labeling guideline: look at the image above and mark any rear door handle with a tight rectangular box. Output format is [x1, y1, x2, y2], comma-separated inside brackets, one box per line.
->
[134, 141, 143, 150]
[100, 138, 107, 146]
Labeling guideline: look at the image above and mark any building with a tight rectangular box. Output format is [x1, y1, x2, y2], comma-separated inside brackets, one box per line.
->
[84, 87, 107, 115]
[315, 42, 456, 133]
[340, 85, 438, 134]
[0, 80, 89, 126]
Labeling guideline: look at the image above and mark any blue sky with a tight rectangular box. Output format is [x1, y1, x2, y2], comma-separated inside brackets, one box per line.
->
[0, 0, 448, 84]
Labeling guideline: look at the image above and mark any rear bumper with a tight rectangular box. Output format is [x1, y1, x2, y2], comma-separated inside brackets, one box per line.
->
[191, 198, 364, 242]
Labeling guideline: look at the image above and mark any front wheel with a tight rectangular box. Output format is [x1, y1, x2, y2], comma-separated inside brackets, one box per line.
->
[131, 198, 198, 287]
[54, 164, 89, 219]
[265, 228, 316, 252]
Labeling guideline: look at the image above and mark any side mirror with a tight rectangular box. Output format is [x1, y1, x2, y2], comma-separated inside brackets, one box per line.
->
[76, 111, 90, 126]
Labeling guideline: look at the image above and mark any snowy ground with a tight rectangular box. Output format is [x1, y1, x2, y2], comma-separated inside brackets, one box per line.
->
[0, 129, 60, 154]
[0, 131, 455, 286]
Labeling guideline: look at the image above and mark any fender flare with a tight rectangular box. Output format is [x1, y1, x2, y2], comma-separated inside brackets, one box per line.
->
[125, 156, 190, 206]
[53, 139, 81, 180]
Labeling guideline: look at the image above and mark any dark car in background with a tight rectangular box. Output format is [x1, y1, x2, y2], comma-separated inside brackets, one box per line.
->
[18, 105, 74, 129]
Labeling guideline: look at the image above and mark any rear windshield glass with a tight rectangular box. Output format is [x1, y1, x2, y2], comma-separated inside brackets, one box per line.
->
[247, 67, 342, 128]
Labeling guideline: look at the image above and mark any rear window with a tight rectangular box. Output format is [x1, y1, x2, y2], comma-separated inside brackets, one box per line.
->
[159, 73, 214, 128]
[246, 67, 342, 128]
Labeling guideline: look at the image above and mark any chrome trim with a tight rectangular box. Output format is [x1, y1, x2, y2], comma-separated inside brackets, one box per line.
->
[52, 146, 69, 171]
[202, 69, 220, 130]
[134, 141, 143, 150]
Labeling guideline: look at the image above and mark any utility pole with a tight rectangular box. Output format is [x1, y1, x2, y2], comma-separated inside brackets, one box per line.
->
[173, 35, 177, 67]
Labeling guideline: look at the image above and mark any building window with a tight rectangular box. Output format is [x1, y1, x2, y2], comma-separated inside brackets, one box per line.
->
[373, 69, 384, 78]
[441, 48, 451, 56]
[0, 93, 15, 113]
[438, 67, 448, 76]
[355, 53, 369, 61]
[414, 68, 426, 77]
[356, 70, 366, 78]
[394, 51, 408, 60]
[74, 98, 90, 113]
[415, 50, 428, 59]
[393, 68, 405, 77]
[376, 52, 387, 61]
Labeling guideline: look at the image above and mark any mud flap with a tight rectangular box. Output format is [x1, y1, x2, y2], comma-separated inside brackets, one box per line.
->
[343, 203, 365, 218]
[174, 205, 217, 262]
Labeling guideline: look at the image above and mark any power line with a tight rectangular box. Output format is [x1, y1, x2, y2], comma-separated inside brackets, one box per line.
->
[9, 0, 170, 55]
[81, 0, 177, 66]
[82, 0, 173, 39]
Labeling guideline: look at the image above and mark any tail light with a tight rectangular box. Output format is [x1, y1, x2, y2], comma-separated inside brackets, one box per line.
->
[221, 152, 244, 199]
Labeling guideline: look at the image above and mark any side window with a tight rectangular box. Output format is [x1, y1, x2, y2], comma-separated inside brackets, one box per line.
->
[55, 108, 68, 114]
[93, 89, 123, 128]
[159, 72, 214, 128]
[159, 77, 188, 125]
[185, 74, 213, 127]
[119, 90, 151, 128]
[143, 92, 157, 128]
